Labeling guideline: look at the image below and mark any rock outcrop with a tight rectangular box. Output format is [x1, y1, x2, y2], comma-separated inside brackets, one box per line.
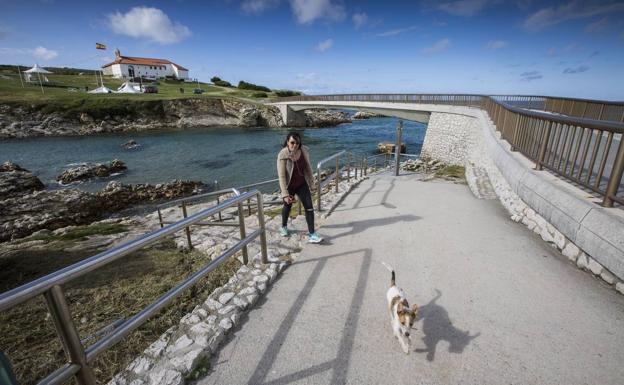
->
[302, 109, 351, 127]
[98, 180, 206, 211]
[352, 111, 384, 119]
[0, 179, 206, 242]
[0, 162, 45, 199]
[57, 159, 127, 184]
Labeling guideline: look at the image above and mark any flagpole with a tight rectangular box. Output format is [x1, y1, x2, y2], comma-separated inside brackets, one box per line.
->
[17, 65, 24, 88]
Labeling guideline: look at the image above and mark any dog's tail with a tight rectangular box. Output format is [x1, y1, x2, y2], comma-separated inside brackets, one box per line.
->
[381, 262, 395, 286]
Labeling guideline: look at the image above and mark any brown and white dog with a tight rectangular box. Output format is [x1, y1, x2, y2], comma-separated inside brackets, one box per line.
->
[383, 262, 419, 354]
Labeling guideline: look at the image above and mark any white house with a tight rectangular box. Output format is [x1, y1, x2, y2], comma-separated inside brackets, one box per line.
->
[101, 49, 189, 80]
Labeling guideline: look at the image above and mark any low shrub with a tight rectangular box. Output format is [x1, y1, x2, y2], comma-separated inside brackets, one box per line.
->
[274, 90, 302, 97]
[252, 92, 268, 98]
[238, 81, 271, 92]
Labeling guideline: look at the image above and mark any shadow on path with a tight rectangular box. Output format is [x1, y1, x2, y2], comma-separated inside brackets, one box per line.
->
[414, 290, 480, 361]
[246, 248, 372, 385]
[323, 214, 421, 240]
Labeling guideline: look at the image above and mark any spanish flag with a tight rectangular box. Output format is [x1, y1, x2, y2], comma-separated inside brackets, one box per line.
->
[96, 43, 106, 50]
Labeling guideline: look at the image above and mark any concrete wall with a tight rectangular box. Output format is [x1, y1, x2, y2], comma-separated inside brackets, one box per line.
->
[420, 112, 479, 165]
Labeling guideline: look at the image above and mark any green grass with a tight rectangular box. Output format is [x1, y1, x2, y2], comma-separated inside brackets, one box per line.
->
[0, 69, 281, 107]
[0, 239, 242, 385]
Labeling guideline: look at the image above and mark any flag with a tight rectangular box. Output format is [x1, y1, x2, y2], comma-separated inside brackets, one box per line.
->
[96, 43, 106, 50]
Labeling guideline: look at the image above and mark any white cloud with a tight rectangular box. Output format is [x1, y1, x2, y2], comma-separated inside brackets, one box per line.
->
[289, 0, 345, 24]
[436, 0, 493, 17]
[422, 38, 451, 54]
[241, 0, 281, 13]
[520, 70, 542, 82]
[486, 40, 508, 49]
[107, 6, 191, 44]
[377, 25, 418, 37]
[0, 46, 58, 61]
[315, 38, 333, 52]
[353, 12, 368, 29]
[523, 1, 624, 31]
[33, 46, 58, 60]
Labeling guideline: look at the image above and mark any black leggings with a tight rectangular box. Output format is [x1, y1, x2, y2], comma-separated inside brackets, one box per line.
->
[282, 183, 315, 233]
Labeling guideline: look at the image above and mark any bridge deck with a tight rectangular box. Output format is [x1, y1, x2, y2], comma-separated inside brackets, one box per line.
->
[199, 171, 624, 385]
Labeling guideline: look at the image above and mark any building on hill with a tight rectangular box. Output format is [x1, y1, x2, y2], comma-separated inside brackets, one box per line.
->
[101, 48, 189, 80]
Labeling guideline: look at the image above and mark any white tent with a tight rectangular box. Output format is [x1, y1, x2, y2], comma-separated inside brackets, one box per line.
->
[88, 86, 113, 94]
[117, 82, 141, 93]
[24, 64, 53, 94]
[24, 64, 52, 75]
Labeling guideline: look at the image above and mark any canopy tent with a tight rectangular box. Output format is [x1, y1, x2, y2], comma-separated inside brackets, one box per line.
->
[88, 86, 113, 94]
[117, 82, 141, 93]
[24, 64, 53, 74]
[23, 64, 53, 94]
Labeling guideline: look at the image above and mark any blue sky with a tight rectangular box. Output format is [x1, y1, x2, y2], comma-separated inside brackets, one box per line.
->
[1, 0, 623, 100]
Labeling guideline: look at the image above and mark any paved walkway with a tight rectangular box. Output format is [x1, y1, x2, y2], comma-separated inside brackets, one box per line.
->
[199, 171, 624, 385]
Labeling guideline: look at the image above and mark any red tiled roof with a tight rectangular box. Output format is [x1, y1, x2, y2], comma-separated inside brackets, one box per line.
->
[102, 56, 188, 71]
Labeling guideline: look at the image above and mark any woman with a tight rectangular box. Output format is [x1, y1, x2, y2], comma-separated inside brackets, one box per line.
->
[276, 132, 323, 243]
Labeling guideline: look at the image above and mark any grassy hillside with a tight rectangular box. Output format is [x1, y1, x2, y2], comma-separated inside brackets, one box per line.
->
[0, 66, 278, 106]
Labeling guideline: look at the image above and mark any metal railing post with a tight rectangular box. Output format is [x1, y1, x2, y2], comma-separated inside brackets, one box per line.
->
[256, 193, 268, 263]
[45, 285, 96, 385]
[157, 208, 164, 229]
[395, 120, 403, 176]
[317, 168, 322, 211]
[535, 120, 552, 171]
[603, 140, 624, 207]
[347, 153, 351, 183]
[335, 156, 340, 193]
[181, 202, 193, 249]
[237, 202, 248, 264]
[364, 157, 367, 176]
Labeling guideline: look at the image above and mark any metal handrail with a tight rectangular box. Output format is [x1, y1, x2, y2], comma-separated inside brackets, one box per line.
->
[316, 150, 345, 210]
[0, 190, 268, 385]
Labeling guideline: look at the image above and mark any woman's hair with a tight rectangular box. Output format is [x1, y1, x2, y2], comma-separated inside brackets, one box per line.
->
[283, 131, 302, 148]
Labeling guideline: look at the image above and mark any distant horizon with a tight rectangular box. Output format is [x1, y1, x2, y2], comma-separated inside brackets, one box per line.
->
[1, 1, 623, 100]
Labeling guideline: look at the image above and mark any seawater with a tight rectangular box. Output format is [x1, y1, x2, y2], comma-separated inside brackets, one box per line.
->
[0, 115, 426, 192]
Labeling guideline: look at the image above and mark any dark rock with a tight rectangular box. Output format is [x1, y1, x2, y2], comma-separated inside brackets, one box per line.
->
[97, 180, 206, 211]
[121, 140, 141, 150]
[0, 189, 106, 242]
[0, 161, 45, 199]
[57, 159, 127, 184]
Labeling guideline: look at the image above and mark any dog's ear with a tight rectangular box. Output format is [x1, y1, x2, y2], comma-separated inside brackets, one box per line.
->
[411, 304, 419, 315]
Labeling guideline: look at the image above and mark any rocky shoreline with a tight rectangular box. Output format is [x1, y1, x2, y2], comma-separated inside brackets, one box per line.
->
[0, 98, 351, 139]
[0, 162, 206, 242]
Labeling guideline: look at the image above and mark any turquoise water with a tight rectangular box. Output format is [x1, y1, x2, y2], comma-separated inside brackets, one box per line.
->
[0, 115, 426, 192]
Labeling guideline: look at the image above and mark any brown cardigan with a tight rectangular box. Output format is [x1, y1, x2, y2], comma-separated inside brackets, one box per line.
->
[276, 145, 315, 198]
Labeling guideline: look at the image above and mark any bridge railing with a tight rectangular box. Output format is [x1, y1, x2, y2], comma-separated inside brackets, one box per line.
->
[484, 98, 624, 207]
[0, 190, 269, 385]
[271, 94, 624, 206]
[271, 94, 624, 122]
